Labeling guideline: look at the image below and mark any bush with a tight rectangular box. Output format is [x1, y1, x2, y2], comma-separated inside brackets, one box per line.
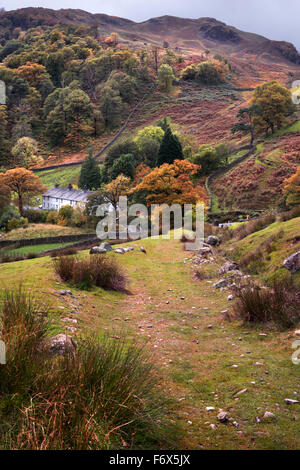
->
[53, 255, 127, 291]
[58, 205, 74, 223]
[23, 209, 49, 223]
[233, 280, 300, 329]
[279, 205, 300, 222]
[0, 206, 20, 231]
[46, 210, 59, 224]
[0, 287, 175, 449]
[7, 216, 28, 232]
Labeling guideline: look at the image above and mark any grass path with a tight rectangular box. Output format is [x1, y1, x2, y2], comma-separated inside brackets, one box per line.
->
[0, 236, 299, 449]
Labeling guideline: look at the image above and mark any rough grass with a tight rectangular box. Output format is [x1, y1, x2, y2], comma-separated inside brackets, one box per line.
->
[37, 166, 81, 189]
[1, 224, 92, 240]
[0, 236, 300, 449]
[0, 286, 176, 450]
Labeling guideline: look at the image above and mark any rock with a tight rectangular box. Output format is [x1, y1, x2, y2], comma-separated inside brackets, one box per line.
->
[217, 411, 229, 423]
[232, 421, 239, 428]
[99, 242, 113, 251]
[40, 334, 76, 356]
[218, 261, 240, 275]
[214, 279, 227, 289]
[61, 317, 78, 324]
[90, 246, 107, 254]
[263, 411, 275, 420]
[284, 399, 300, 405]
[295, 330, 300, 336]
[115, 248, 125, 254]
[206, 406, 215, 411]
[59, 289, 72, 295]
[227, 294, 234, 301]
[206, 235, 219, 246]
[198, 247, 212, 255]
[209, 424, 217, 430]
[283, 251, 300, 274]
[140, 246, 147, 254]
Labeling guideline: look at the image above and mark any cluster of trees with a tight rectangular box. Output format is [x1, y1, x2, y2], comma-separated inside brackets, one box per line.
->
[78, 118, 184, 190]
[232, 81, 296, 146]
[284, 167, 300, 208]
[180, 59, 228, 85]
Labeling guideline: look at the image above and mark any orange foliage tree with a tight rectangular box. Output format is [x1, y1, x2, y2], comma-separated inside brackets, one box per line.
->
[0, 168, 45, 216]
[133, 160, 207, 206]
[284, 167, 300, 208]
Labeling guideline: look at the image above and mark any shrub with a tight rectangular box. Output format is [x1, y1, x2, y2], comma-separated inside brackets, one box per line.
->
[58, 205, 74, 223]
[50, 247, 78, 258]
[24, 209, 49, 223]
[46, 210, 59, 224]
[0, 287, 175, 449]
[0, 206, 20, 231]
[279, 205, 300, 222]
[233, 280, 300, 329]
[53, 255, 127, 291]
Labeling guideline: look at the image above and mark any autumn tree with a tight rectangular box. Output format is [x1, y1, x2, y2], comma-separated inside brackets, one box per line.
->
[98, 85, 123, 129]
[105, 174, 131, 209]
[252, 81, 295, 136]
[283, 167, 300, 208]
[11, 137, 43, 168]
[133, 159, 207, 206]
[157, 125, 183, 166]
[158, 64, 175, 92]
[0, 168, 45, 216]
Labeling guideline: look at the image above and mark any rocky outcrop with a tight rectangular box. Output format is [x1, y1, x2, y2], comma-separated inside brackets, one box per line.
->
[283, 251, 300, 274]
[40, 334, 77, 356]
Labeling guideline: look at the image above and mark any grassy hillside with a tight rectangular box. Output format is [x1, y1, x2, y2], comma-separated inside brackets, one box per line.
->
[37, 166, 81, 189]
[1, 235, 300, 449]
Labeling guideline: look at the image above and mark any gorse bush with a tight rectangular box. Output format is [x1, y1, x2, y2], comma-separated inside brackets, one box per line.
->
[0, 286, 177, 449]
[53, 254, 127, 291]
[233, 280, 300, 329]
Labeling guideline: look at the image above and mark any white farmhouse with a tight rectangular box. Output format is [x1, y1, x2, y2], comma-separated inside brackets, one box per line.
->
[42, 184, 92, 211]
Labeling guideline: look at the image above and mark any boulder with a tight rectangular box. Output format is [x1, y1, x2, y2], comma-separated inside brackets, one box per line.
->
[99, 242, 113, 252]
[206, 235, 219, 246]
[40, 334, 77, 356]
[199, 246, 212, 255]
[214, 279, 227, 289]
[217, 411, 229, 423]
[283, 251, 300, 274]
[115, 248, 125, 254]
[90, 246, 107, 254]
[218, 261, 239, 275]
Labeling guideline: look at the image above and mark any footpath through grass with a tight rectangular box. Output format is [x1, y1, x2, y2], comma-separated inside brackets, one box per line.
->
[0, 236, 299, 449]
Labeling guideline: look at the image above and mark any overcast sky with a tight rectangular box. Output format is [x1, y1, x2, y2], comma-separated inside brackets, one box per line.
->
[2, 0, 300, 50]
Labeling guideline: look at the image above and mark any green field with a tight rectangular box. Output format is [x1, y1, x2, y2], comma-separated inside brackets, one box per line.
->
[6, 242, 74, 255]
[37, 166, 81, 189]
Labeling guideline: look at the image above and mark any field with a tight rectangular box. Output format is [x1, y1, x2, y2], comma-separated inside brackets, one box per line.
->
[1, 235, 299, 449]
[1, 224, 92, 241]
[37, 166, 81, 189]
[4, 242, 75, 255]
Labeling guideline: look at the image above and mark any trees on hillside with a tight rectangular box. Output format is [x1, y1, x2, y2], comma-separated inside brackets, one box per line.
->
[157, 125, 183, 166]
[252, 81, 295, 136]
[11, 137, 43, 168]
[0, 168, 45, 216]
[105, 175, 131, 210]
[109, 154, 136, 181]
[79, 151, 101, 190]
[231, 105, 260, 149]
[284, 167, 300, 208]
[158, 64, 175, 92]
[0, 105, 9, 166]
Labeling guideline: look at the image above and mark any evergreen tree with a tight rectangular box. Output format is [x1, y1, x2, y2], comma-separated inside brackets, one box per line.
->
[79, 150, 101, 190]
[157, 126, 183, 166]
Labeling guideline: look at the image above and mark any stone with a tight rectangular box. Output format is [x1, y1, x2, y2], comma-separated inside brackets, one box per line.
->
[283, 251, 300, 274]
[90, 246, 107, 254]
[40, 334, 76, 356]
[59, 289, 72, 295]
[206, 235, 219, 246]
[206, 406, 215, 411]
[284, 399, 300, 405]
[214, 279, 227, 289]
[227, 294, 234, 301]
[295, 330, 300, 336]
[218, 261, 240, 275]
[198, 247, 212, 255]
[115, 248, 125, 254]
[61, 317, 78, 324]
[217, 411, 229, 423]
[99, 242, 113, 251]
[263, 411, 275, 420]
[209, 424, 217, 430]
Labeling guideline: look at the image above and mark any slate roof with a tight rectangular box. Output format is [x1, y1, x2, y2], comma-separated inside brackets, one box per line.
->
[42, 186, 93, 202]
